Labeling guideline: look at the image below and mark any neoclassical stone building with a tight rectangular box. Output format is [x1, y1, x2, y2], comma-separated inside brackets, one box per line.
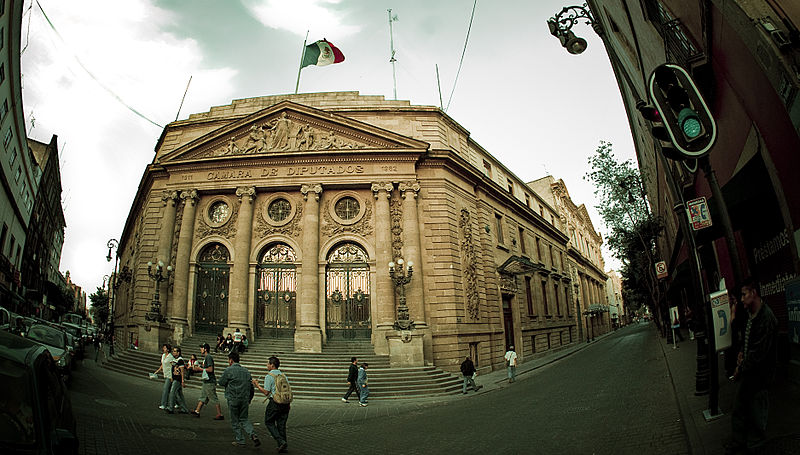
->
[113, 92, 584, 372]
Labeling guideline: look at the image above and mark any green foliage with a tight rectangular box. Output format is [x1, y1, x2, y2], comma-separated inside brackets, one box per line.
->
[89, 287, 109, 327]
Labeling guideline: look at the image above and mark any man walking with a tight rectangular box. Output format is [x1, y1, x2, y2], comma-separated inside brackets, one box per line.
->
[727, 278, 778, 454]
[166, 346, 189, 414]
[253, 356, 290, 453]
[192, 343, 224, 420]
[218, 351, 261, 448]
[504, 345, 518, 383]
[460, 356, 482, 394]
[341, 357, 360, 403]
[357, 362, 369, 407]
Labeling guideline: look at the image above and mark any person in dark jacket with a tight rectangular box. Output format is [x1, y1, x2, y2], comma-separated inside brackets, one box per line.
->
[341, 357, 360, 403]
[726, 278, 777, 454]
[460, 356, 482, 394]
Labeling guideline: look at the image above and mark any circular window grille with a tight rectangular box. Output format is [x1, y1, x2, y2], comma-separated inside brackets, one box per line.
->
[334, 196, 360, 220]
[268, 198, 292, 223]
[208, 201, 230, 224]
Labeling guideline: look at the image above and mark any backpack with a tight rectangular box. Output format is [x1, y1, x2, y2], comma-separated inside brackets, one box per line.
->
[270, 371, 293, 404]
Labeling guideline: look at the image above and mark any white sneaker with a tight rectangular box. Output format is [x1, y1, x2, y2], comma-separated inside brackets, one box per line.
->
[359, 403, 367, 407]
[341, 398, 348, 403]
[159, 405, 165, 410]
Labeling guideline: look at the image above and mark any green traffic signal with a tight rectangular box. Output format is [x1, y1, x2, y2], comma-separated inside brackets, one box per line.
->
[678, 108, 703, 139]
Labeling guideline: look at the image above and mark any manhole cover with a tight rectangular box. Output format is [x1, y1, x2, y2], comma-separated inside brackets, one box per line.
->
[151, 428, 198, 440]
[94, 399, 127, 407]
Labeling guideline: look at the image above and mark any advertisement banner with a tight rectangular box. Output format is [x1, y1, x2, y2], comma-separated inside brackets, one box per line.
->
[785, 278, 800, 345]
[687, 197, 712, 230]
[709, 289, 732, 351]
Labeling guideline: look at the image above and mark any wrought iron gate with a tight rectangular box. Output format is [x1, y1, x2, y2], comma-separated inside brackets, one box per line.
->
[255, 244, 297, 338]
[325, 243, 371, 340]
[194, 243, 230, 331]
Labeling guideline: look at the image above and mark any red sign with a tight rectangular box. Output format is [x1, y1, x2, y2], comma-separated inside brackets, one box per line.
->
[655, 261, 668, 279]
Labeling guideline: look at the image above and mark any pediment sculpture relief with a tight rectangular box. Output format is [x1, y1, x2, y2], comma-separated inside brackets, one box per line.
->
[199, 113, 372, 159]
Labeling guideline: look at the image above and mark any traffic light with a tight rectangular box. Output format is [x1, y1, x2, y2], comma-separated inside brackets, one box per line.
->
[635, 100, 685, 161]
[648, 64, 716, 158]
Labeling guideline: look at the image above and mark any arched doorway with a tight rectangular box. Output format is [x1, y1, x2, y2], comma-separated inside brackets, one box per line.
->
[325, 243, 371, 340]
[194, 243, 230, 331]
[255, 243, 297, 338]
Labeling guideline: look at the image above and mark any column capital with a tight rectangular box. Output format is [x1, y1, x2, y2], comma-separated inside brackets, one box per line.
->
[179, 189, 199, 205]
[162, 190, 179, 207]
[371, 182, 394, 199]
[398, 181, 420, 198]
[301, 183, 323, 201]
[236, 186, 256, 203]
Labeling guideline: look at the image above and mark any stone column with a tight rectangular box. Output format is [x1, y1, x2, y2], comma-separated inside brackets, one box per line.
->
[171, 189, 198, 344]
[296, 183, 322, 352]
[227, 186, 256, 334]
[398, 181, 427, 327]
[371, 182, 394, 355]
[157, 190, 178, 317]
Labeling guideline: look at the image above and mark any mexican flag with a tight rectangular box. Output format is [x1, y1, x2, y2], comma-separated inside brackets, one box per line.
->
[301, 39, 345, 68]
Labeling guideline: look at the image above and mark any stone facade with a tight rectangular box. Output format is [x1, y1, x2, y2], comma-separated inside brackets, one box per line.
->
[113, 92, 585, 373]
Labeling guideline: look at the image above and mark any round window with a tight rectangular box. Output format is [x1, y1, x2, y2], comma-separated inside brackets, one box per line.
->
[268, 198, 292, 223]
[334, 196, 360, 220]
[208, 201, 230, 224]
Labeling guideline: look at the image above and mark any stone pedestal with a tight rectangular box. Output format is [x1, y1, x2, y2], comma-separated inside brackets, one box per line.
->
[294, 328, 322, 352]
[139, 322, 173, 353]
[386, 330, 425, 367]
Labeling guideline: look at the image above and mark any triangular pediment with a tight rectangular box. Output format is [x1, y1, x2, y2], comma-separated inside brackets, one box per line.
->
[160, 100, 428, 163]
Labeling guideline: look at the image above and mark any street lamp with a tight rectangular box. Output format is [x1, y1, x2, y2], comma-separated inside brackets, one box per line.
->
[145, 260, 172, 323]
[106, 239, 120, 353]
[389, 258, 414, 330]
[547, 3, 601, 55]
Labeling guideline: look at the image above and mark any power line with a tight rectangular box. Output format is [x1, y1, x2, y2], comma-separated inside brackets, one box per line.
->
[34, 0, 164, 129]
[445, 0, 477, 112]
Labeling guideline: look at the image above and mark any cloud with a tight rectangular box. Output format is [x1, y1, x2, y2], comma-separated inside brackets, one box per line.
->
[241, 0, 361, 38]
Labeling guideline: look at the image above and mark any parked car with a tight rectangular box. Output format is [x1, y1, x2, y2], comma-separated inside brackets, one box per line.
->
[58, 323, 86, 360]
[0, 330, 78, 454]
[24, 325, 73, 382]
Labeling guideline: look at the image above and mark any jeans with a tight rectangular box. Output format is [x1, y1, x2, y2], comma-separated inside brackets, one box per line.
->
[507, 366, 516, 382]
[731, 383, 769, 450]
[358, 383, 369, 404]
[160, 377, 173, 408]
[168, 380, 189, 413]
[229, 400, 256, 444]
[462, 375, 477, 393]
[265, 399, 290, 447]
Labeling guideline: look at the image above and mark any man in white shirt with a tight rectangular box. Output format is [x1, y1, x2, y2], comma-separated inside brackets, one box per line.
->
[504, 346, 518, 383]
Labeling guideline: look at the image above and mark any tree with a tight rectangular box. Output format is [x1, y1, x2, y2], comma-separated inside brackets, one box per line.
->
[89, 287, 110, 328]
[585, 141, 666, 330]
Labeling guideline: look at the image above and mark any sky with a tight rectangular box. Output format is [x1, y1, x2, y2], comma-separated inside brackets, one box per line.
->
[20, 0, 637, 299]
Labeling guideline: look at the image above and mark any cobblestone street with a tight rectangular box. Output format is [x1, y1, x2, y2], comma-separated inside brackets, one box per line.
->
[70, 323, 693, 454]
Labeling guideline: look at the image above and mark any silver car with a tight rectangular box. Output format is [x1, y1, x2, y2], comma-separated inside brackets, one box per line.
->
[25, 324, 72, 382]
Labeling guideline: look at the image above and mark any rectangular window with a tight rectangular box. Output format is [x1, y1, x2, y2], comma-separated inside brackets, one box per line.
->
[565, 285, 571, 317]
[495, 214, 504, 244]
[20, 182, 27, 200]
[535, 237, 542, 262]
[0, 63, 5, 84]
[507, 179, 514, 194]
[554, 283, 561, 316]
[542, 281, 550, 316]
[539, 206, 544, 216]
[560, 251, 565, 270]
[525, 194, 530, 207]
[483, 159, 492, 177]
[525, 276, 534, 315]
[14, 244, 20, 267]
[518, 227, 526, 254]
[0, 27, 4, 51]
[7, 145, 16, 165]
[0, 223, 7, 257]
[531, 335, 537, 353]
[0, 99, 8, 122]
[549, 245, 554, 268]
[4, 128, 12, 147]
[14, 165, 20, 183]
[0, 1, 5, 17]
[8, 235, 14, 260]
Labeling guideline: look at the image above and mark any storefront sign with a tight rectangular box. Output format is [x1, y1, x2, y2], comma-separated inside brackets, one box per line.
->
[786, 278, 800, 345]
[709, 289, 732, 351]
[687, 197, 712, 230]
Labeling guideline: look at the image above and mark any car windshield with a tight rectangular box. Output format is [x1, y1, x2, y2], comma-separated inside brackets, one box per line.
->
[0, 358, 37, 447]
[27, 326, 65, 350]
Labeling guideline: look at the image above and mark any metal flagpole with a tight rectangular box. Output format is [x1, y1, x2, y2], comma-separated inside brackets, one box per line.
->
[388, 9, 398, 100]
[174, 76, 192, 121]
[295, 30, 310, 95]
[436, 64, 443, 110]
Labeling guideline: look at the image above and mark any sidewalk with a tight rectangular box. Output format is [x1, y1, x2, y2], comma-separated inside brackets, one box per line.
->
[655, 327, 800, 454]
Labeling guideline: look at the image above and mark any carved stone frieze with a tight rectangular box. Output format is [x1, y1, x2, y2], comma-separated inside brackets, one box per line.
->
[189, 113, 380, 159]
[459, 209, 479, 320]
[170, 203, 184, 269]
[254, 198, 304, 238]
[321, 198, 373, 237]
[390, 194, 403, 260]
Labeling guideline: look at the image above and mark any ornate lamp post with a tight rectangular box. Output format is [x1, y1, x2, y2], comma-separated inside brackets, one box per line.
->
[546, 3, 601, 55]
[145, 260, 172, 323]
[389, 258, 414, 330]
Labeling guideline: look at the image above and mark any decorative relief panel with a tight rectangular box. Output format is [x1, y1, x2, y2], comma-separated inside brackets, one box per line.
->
[321, 198, 373, 237]
[186, 112, 399, 160]
[459, 209, 479, 320]
[390, 194, 403, 260]
[499, 273, 517, 293]
[197, 198, 239, 240]
[255, 197, 304, 238]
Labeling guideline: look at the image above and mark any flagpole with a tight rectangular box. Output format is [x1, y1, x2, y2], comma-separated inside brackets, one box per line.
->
[295, 30, 309, 95]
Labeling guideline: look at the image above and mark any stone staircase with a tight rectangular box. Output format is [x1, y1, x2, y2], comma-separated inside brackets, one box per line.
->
[105, 333, 462, 400]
